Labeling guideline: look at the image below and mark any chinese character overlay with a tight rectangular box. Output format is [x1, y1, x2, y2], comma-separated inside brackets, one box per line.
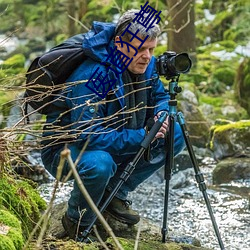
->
[86, 3, 162, 98]
[121, 23, 149, 49]
[115, 36, 138, 56]
[133, 1, 161, 31]
[85, 67, 116, 98]
[101, 50, 131, 75]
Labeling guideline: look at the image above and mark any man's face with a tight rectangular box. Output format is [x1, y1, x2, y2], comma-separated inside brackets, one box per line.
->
[115, 35, 157, 75]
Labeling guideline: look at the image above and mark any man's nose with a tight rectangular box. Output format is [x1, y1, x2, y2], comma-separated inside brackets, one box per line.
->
[142, 49, 151, 59]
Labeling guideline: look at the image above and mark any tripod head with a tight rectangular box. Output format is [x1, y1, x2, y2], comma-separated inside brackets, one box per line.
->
[168, 76, 182, 100]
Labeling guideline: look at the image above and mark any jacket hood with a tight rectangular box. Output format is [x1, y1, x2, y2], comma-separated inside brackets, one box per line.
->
[82, 21, 116, 62]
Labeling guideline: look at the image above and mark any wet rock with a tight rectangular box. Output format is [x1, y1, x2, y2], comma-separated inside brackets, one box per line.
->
[213, 157, 250, 184]
[170, 168, 193, 189]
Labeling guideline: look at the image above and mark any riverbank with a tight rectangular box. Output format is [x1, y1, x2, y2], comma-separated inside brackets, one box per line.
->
[38, 155, 250, 250]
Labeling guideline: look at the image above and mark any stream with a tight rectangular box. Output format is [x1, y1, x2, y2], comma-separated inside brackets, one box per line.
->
[38, 155, 250, 250]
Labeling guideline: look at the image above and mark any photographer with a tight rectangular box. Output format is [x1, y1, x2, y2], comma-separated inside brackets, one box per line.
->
[41, 9, 185, 241]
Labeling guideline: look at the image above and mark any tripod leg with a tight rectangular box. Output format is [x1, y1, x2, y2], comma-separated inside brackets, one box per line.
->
[162, 114, 175, 243]
[177, 112, 225, 250]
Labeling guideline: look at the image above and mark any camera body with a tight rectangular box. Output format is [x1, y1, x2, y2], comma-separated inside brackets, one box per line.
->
[156, 51, 192, 79]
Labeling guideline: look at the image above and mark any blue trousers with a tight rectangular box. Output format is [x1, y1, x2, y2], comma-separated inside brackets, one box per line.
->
[41, 123, 185, 226]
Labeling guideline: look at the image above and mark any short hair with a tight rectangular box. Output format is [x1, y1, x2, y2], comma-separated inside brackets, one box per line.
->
[115, 9, 161, 41]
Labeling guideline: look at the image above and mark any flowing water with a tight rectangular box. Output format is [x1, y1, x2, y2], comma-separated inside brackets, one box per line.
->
[38, 156, 250, 250]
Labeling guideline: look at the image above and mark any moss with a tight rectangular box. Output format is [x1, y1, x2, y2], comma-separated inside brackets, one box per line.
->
[7, 228, 24, 249]
[199, 91, 248, 122]
[213, 67, 235, 86]
[106, 237, 208, 250]
[0, 209, 21, 229]
[213, 120, 250, 133]
[1, 54, 25, 69]
[199, 95, 224, 107]
[0, 235, 16, 250]
[209, 120, 250, 151]
[0, 174, 47, 239]
[0, 209, 24, 249]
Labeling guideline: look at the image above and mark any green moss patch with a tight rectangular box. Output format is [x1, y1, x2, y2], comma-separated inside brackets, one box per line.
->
[0, 209, 24, 250]
[0, 174, 47, 239]
[209, 120, 250, 156]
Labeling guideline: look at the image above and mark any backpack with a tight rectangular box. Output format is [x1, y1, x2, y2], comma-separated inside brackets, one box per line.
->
[24, 34, 87, 115]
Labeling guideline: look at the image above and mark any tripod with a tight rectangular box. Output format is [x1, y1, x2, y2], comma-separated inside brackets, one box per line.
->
[82, 77, 225, 250]
[162, 77, 225, 249]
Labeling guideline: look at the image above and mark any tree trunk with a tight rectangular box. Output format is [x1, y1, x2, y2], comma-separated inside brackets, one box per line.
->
[67, 0, 77, 36]
[78, 0, 88, 20]
[167, 0, 196, 62]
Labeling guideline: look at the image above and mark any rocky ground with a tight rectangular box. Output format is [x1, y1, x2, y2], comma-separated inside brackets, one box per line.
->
[33, 201, 211, 250]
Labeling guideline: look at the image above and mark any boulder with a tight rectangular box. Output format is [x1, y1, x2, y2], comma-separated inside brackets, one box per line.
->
[209, 120, 250, 160]
[213, 157, 250, 184]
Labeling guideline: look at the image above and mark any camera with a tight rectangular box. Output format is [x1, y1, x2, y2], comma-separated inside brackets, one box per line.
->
[156, 51, 192, 79]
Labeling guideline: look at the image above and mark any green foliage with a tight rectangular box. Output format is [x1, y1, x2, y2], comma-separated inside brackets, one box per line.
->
[196, 0, 250, 46]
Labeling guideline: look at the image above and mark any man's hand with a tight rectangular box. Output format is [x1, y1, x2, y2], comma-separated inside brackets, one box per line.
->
[154, 111, 169, 139]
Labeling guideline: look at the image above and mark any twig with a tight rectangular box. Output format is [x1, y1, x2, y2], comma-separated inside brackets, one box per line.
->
[68, 14, 90, 31]
[134, 220, 142, 250]
[22, 154, 65, 249]
[93, 225, 110, 250]
[61, 148, 124, 250]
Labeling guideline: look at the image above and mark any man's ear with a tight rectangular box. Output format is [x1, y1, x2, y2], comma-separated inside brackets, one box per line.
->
[115, 36, 121, 48]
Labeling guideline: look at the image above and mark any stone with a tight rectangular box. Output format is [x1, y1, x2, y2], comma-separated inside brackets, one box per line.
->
[209, 120, 250, 160]
[213, 157, 250, 184]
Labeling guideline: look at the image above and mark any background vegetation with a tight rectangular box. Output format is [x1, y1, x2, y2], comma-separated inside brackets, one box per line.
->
[0, 1, 249, 249]
[0, 0, 250, 123]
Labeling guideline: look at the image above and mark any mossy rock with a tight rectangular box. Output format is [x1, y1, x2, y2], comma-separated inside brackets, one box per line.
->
[107, 237, 210, 250]
[0, 174, 47, 239]
[209, 120, 250, 160]
[28, 237, 211, 250]
[0, 209, 24, 250]
[213, 157, 250, 184]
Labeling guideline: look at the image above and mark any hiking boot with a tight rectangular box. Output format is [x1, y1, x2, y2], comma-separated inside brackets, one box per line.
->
[105, 196, 140, 225]
[61, 213, 97, 243]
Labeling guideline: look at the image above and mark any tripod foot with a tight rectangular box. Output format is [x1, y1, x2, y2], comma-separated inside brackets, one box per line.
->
[161, 227, 168, 243]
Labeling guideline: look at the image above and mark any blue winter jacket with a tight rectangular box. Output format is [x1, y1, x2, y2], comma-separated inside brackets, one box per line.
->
[43, 21, 170, 156]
